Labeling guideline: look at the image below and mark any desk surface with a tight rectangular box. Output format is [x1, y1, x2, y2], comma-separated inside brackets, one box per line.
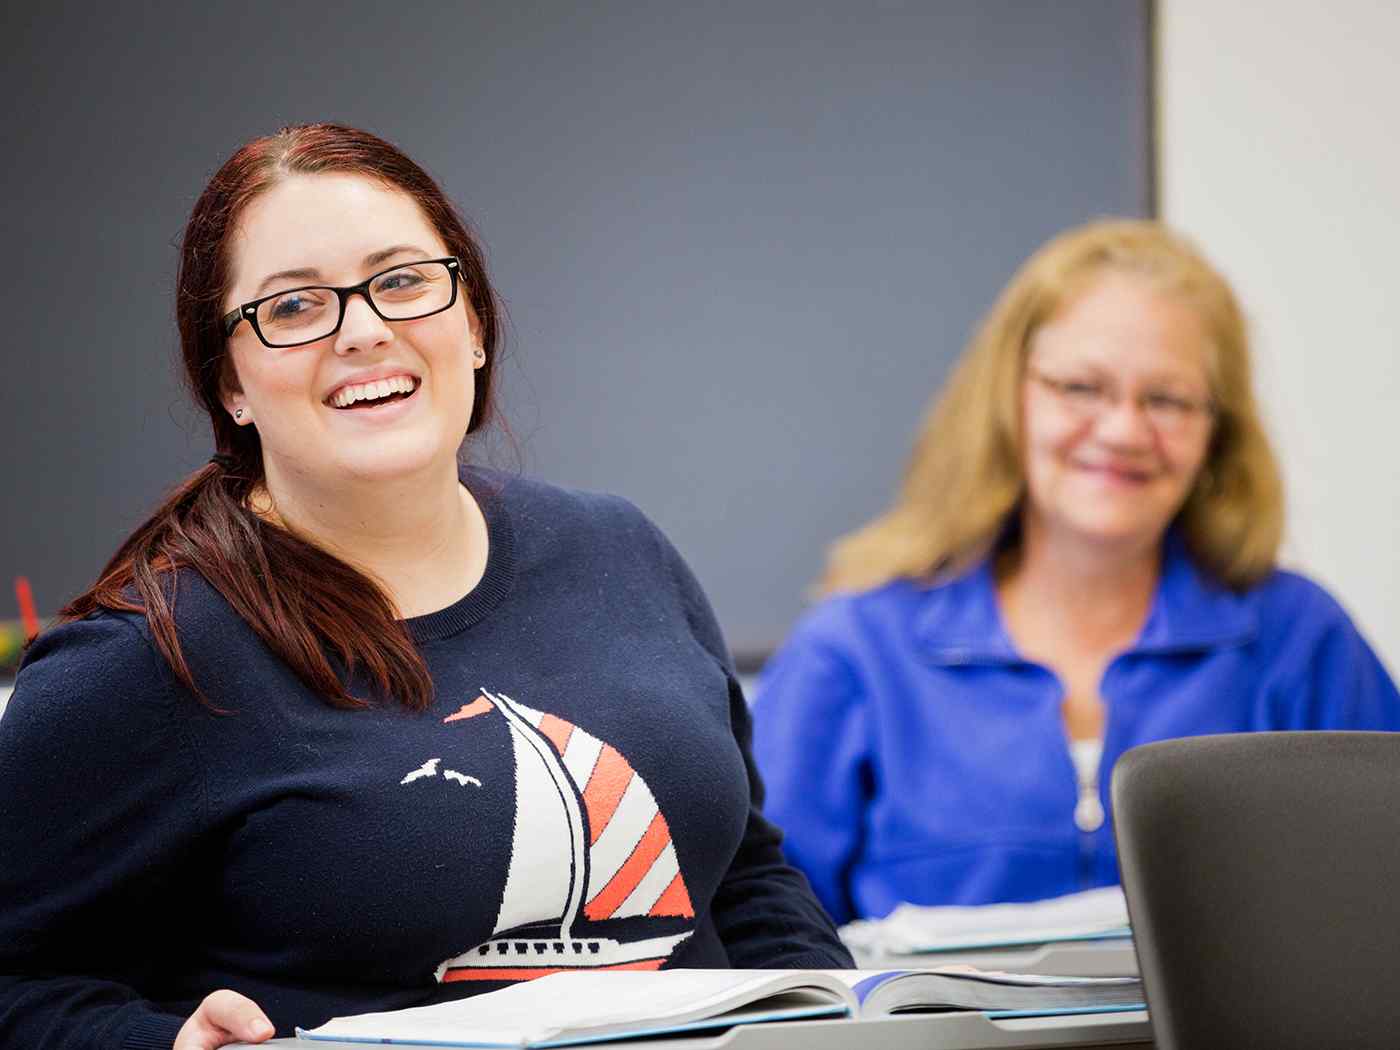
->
[232, 1010, 1152, 1050]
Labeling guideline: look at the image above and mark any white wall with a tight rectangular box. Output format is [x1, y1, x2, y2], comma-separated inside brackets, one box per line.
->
[1159, 0, 1400, 677]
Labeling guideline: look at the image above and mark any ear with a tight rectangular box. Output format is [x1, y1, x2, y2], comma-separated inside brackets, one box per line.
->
[219, 358, 253, 424]
[464, 312, 487, 371]
[464, 303, 486, 369]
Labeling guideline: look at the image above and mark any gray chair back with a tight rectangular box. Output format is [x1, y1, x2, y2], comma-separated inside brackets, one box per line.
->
[1112, 731, 1400, 1050]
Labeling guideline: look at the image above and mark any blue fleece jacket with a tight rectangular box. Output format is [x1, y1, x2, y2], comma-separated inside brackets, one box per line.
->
[752, 535, 1400, 924]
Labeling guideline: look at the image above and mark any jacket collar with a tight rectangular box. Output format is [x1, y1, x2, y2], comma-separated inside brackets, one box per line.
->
[1131, 530, 1258, 655]
[912, 559, 1020, 666]
[914, 530, 1258, 666]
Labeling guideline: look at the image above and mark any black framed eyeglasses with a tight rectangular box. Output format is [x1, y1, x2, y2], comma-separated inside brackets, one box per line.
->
[222, 257, 463, 349]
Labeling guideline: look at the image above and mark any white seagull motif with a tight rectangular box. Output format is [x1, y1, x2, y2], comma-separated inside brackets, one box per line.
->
[400, 758, 441, 785]
[444, 769, 482, 787]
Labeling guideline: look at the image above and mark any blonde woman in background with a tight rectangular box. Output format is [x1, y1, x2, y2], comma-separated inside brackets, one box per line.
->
[752, 220, 1399, 924]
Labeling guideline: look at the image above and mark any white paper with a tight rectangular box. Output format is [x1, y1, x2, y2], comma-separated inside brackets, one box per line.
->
[840, 886, 1130, 955]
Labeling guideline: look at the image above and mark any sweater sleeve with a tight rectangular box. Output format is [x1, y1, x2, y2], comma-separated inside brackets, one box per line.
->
[710, 677, 855, 968]
[638, 512, 853, 968]
[750, 622, 870, 926]
[0, 615, 205, 1050]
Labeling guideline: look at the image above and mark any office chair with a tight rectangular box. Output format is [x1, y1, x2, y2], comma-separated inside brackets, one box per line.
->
[1112, 732, 1400, 1050]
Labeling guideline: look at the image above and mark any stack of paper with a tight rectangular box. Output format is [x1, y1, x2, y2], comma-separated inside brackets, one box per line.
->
[840, 886, 1131, 956]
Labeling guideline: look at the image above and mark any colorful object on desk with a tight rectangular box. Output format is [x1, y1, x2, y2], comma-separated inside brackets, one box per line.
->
[14, 577, 39, 641]
[0, 620, 23, 674]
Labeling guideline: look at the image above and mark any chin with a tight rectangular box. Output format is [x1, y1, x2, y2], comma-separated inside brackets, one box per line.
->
[1065, 516, 1170, 551]
[333, 437, 449, 481]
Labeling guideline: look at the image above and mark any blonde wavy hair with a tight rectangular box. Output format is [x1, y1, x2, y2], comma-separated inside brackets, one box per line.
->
[821, 219, 1284, 595]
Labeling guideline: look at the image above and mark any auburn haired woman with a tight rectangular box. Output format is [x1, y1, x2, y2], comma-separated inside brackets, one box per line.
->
[752, 219, 1400, 925]
[0, 124, 850, 1050]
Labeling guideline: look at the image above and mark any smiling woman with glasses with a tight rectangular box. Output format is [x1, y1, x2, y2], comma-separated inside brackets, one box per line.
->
[752, 218, 1400, 926]
[0, 124, 852, 1050]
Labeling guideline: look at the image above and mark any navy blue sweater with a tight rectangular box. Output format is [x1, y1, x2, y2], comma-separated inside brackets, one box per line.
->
[0, 469, 851, 1050]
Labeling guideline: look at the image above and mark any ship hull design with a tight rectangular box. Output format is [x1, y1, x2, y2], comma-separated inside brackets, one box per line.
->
[437, 931, 692, 982]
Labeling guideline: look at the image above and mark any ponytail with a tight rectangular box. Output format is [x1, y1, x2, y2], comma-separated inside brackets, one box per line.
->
[60, 461, 434, 711]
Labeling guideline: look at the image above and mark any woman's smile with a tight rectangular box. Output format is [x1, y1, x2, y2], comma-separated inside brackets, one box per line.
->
[1068, 459, 1157, 487]
[324, 379, 423, 424]
[325, 372, 420, 410]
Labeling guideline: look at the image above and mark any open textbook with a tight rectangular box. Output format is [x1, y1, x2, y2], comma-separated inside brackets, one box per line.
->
[841, 885, 1132, 956]
[297, 967, 1145, 1048]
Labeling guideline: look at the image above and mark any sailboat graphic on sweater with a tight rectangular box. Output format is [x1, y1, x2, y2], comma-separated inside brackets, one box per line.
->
[430, 689, 695, 982]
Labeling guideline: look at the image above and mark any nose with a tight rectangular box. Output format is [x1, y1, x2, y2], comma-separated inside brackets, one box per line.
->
[333, 293, 393, 356]
[1093, 393, 1155, 448]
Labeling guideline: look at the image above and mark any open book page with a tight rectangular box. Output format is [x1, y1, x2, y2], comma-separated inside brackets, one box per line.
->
[297, 970, 854, 1048]
[840, 886, 1130, 955]
[297, 965, 1146, 1046]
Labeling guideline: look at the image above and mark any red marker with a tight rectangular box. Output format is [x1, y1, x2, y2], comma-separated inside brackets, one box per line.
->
[14, 577, 39, 641]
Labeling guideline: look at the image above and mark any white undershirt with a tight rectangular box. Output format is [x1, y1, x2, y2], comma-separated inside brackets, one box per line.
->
[1069, 737, 1105, 832]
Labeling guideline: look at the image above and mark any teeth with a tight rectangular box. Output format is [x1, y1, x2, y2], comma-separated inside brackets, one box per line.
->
[331, 375, 416, 408]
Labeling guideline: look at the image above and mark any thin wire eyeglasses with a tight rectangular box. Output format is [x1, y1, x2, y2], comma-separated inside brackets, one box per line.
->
[222, 257, 463, 349]
[1026, 367, 1216, 433]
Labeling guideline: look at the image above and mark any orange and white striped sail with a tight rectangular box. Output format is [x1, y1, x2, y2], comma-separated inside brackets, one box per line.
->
[516, 702, 695, 923]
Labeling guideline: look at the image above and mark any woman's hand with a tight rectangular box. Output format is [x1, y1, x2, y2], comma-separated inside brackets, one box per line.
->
[174, 989, 274, 1049]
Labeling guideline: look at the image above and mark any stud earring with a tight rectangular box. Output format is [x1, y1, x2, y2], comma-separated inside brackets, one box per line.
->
[473, 348, 485, 361]
[235, 409, 245, 420]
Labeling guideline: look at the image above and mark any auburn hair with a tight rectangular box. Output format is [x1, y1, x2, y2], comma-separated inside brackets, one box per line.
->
[821, 219, 1285, 595]
[60, 123, 504, 710]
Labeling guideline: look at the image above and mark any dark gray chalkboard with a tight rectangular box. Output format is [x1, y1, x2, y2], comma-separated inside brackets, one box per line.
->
[1, 1, 1151, 663]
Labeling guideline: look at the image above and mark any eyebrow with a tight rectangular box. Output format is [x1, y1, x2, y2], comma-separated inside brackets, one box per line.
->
[1040, 362, 1209, 392]
[251, 245, 434, 298]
